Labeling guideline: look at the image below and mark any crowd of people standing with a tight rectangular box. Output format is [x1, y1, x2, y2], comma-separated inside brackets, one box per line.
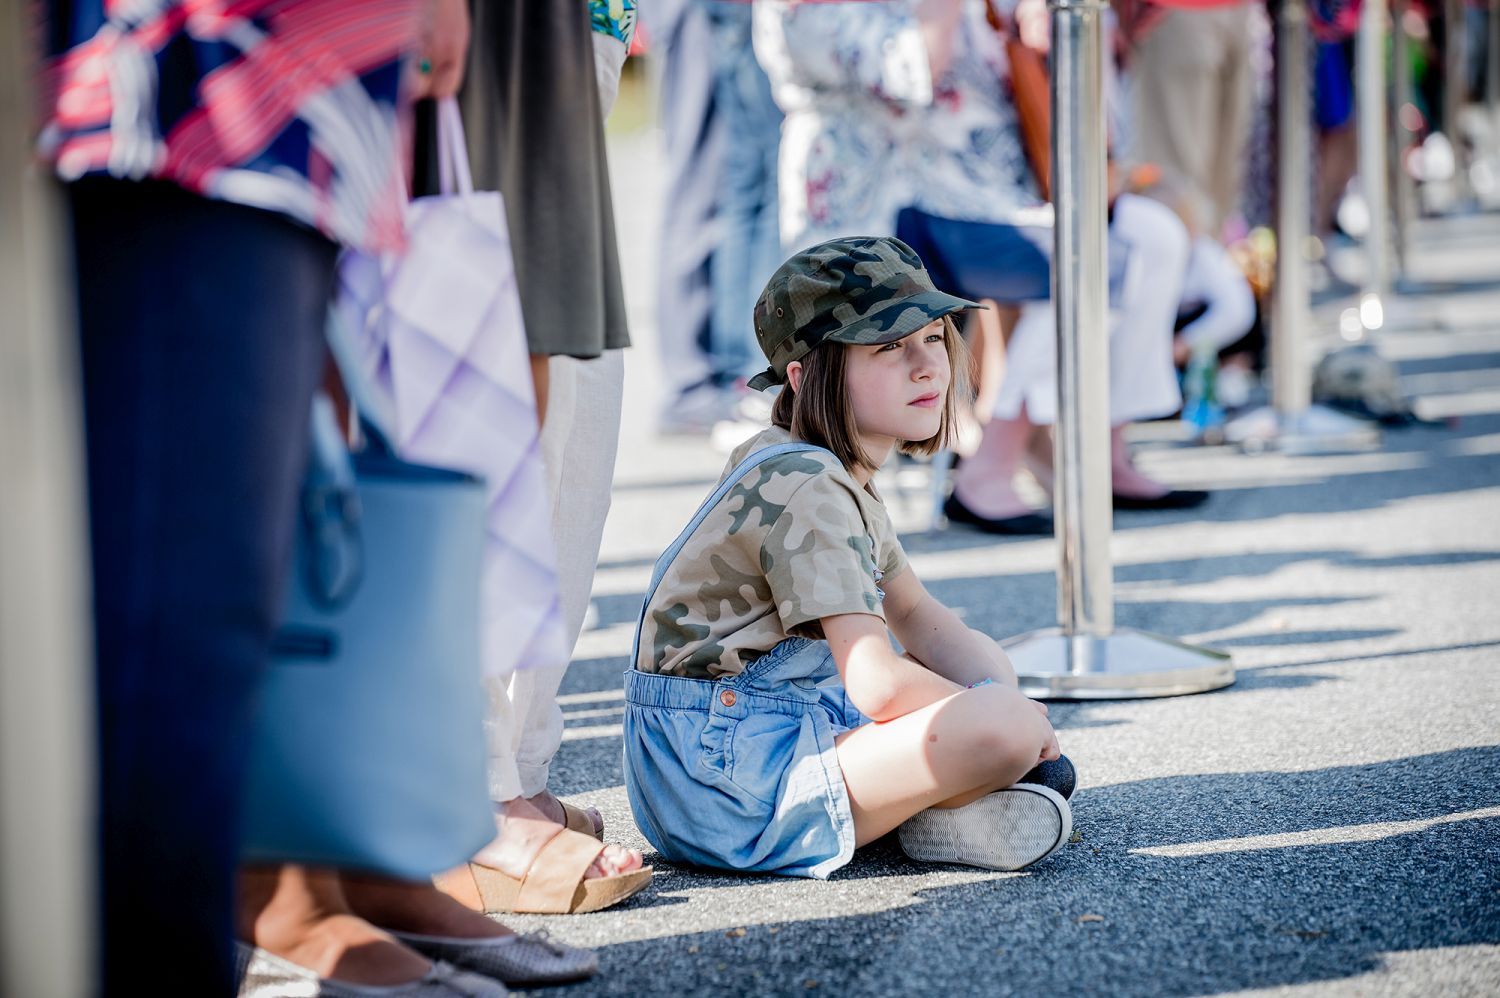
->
[33, 0, 1487, 995]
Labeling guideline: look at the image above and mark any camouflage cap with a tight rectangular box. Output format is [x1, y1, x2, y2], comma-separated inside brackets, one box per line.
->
[747, 235, 983, 391]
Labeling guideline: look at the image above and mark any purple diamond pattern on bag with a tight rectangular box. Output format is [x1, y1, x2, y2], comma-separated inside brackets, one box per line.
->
[334, 127, 567, 686]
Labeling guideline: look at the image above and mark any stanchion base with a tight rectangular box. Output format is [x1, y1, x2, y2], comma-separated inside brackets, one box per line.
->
[1002, 626, 1233, 700]
[1224, 405, 1382, 455]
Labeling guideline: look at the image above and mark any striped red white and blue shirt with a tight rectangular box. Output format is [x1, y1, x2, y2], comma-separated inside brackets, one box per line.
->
[39, 0, 420, 251]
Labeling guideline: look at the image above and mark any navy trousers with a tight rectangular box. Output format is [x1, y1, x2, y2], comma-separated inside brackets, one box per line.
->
[69, 178, 336, 995]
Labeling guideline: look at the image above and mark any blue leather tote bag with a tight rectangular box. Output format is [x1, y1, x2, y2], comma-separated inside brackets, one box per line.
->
[240, 397, 495, 877]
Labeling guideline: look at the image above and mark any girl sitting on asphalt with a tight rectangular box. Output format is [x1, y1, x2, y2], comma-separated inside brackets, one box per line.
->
[623, 236, 1075, 879]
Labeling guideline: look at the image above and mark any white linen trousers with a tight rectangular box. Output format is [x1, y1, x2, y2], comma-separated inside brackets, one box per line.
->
[486, 349, 624, 801]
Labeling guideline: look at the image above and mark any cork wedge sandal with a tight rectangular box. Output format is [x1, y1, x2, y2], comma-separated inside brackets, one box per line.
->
[436, 827, 652, 915]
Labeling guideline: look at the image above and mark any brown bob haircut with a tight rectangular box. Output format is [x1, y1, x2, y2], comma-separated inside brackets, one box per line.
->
[771, 314, 973, 476]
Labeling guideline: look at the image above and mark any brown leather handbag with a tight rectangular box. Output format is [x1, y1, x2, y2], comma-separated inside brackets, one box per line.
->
[986, 0, 1052, 200]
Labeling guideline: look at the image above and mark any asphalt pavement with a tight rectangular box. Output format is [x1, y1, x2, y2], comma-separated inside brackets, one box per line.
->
[495, 127, 1500, 996]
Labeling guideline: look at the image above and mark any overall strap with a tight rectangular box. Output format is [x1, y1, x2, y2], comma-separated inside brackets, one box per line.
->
[630, 442, 828, 664]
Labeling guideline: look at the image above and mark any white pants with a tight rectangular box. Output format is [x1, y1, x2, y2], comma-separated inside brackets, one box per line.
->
[487, 350, 625, 802]
[1178, 235, 1257, 352]
[992, 193, 1189, 426]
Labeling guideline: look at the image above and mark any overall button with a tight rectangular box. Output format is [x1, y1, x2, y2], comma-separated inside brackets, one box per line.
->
[719, 689, 737, 707]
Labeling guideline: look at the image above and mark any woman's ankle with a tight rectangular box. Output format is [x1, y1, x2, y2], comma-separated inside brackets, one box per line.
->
[341, 874, 514, 940]
[237, 865, 433, 984]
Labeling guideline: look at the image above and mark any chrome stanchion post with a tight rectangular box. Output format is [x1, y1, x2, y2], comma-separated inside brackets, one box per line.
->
[1275, 0, 1314, 429]
[1358, 0, 1392, 323]
[1226, 0, 1381, 454]
[1002, 0, 1233, 699]
[1442, 0, 1470, 204]
[1391, 0, 1416, 276]
[1491, 0, 1500, 113]
[1048, 0, 1113, 649]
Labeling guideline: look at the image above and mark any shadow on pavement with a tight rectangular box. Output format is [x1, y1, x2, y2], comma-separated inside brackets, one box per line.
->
[566, 748, 1500, 997]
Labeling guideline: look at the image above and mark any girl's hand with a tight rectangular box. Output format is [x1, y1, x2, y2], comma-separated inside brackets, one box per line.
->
[1029, 699, 1060, 762]
[412, 0, 470, 100]
[1039, 725, 1061, 764]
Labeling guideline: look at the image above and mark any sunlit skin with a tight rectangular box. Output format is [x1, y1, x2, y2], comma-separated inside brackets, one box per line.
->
[786, 320, 951, 487]
[785, 321, 1061, 848]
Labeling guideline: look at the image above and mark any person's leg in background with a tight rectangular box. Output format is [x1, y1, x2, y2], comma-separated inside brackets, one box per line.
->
[647, 0, 731, 433]
[1130, 9, 1228, 232]
[1208, 4, 1254, 236]
[708, 1, 784, 394]
[70, 178, 334, 994]
[509, 350, 625, 811]
[949, 200, 1195, 517]
[1103, 192, 1192, 499]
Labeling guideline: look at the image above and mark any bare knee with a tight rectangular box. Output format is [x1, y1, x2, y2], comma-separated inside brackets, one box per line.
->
[959, 686, 1048, 779]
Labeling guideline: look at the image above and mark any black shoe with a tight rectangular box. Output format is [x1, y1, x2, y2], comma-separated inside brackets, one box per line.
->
[943, 494, 1054, 535]
[1019, 755, 1076, 801]
[1112, 489, 1210, 511]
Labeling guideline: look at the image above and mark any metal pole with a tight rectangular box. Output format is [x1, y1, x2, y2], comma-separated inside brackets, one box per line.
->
[1049, 0, 1113, 644]
[1274, 0, 1314, 424]
[0, 0, 96, 992]
[1490, 0, 1500, 111]
[1003, 0, 1232, 699]
[1224, 0, 1382, 453]
[1391, 0, 1416, 276]
[1443, 0, 1470, 203]
[1358, 0, 1391, 321]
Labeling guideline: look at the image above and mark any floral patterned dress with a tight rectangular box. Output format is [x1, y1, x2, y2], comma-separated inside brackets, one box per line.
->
[753, 0, 1045, 251]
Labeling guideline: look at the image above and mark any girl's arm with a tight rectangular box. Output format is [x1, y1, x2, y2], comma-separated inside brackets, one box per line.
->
[822, 612, 964, 722]
[879, 568, 1020, 689]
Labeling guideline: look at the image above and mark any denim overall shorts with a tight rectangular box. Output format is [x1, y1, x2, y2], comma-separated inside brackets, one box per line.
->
[622, 443, 869, 879]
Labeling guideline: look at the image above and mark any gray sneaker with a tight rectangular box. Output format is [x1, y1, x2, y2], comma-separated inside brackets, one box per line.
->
[898, 784, 1071, 872]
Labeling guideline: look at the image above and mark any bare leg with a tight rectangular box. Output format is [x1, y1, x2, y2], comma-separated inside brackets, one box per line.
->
[237, 865, 432, 986]
[1109, 424, 1172, 499]
[835, 684, 1053, 847]
[529, 353, 550, 426]
[967, 299, 1014, 423]
[342, 875, 515, 940]
[1021, 424, 1171, 499]
[950, 411, 1040, 518]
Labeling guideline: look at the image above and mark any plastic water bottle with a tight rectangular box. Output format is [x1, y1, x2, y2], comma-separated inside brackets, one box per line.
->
[1182, 342, 1225, 444]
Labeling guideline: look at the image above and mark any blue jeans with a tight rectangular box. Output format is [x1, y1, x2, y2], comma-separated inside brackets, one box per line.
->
[707, 1, 783, 386]
[69, 178, 335, 995]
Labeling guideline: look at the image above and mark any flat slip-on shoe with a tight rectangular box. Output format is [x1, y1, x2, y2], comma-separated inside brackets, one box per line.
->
[942, 495, 1054, 536]
[1019, 755, 1077, 801]
[1112, 489, 1210, 511]
[391, 931, 598, 987]
[898, 783, 1071, 872]
[234, 941, 508, 997]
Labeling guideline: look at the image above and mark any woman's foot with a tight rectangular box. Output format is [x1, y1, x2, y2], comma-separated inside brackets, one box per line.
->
[950, 415, 1043, 520]
[471, 795, 642, 882]
[1110, 425, 1171, 500]
[238, 865, 434, 987]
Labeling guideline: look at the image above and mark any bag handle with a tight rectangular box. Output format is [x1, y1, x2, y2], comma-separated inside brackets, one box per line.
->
[986, 0, 1052, 201]
[629, 442, 831, 665]
[435, 97, 475, 198]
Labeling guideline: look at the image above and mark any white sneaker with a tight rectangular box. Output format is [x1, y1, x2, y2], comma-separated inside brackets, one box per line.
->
[897, 784, 1071, 872]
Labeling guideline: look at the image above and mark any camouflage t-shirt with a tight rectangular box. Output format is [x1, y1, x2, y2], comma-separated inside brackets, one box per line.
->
[637, 427, 909, 679]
